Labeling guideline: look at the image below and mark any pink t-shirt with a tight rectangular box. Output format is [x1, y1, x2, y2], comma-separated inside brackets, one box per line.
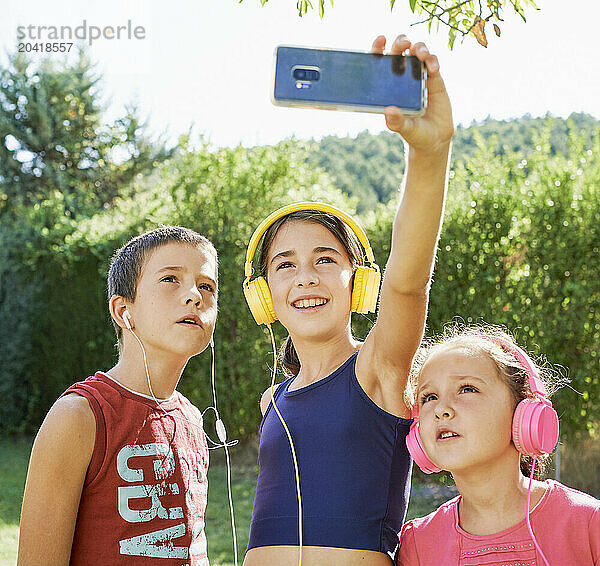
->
[397, 480, 600, 566]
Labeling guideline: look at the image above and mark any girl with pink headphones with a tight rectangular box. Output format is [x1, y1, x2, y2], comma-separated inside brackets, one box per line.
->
[399, 324, 600, 566]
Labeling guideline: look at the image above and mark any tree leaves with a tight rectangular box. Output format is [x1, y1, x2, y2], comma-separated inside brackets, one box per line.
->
[252, 0, 539, 49]
[411, 0, 539, 48]
[472, 17, 488, 47]
[0, 49, 171, 220]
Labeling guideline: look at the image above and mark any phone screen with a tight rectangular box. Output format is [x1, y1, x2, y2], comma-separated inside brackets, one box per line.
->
[273, 46, 425, 114]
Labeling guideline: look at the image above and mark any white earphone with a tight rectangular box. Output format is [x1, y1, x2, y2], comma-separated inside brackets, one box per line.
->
[123, 310, 133, 330]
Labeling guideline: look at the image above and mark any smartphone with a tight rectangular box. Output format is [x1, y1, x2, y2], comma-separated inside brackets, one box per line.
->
[272, 45, 426, 115]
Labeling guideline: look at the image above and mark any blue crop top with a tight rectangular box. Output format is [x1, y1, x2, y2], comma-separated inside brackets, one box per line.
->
[247, 352, 413, 559]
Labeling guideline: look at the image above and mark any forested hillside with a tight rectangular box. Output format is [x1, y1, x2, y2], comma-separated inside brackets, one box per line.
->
[310, 113, 599, 211]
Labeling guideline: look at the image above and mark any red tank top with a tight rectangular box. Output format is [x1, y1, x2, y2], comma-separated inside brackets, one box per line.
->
[61, 372, 210, 566]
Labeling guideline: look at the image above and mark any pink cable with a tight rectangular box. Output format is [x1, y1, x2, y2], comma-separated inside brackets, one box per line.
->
[525, 455, 551, 566]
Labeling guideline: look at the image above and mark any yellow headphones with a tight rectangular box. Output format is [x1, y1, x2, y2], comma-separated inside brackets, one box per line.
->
[243, 202, 381, 325]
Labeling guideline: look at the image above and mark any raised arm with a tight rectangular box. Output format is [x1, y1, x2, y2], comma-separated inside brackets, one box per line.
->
[17, 394, 95, 566]
[357, 35, 454, 417]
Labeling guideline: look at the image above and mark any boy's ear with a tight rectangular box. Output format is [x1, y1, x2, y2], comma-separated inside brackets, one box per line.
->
[109, 295, 131, 330]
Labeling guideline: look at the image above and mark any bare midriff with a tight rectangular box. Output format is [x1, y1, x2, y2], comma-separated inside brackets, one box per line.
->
[243, 545, 394, 566]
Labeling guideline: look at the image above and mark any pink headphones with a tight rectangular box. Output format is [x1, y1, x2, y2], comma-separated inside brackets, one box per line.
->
[406, 336, 560, 474]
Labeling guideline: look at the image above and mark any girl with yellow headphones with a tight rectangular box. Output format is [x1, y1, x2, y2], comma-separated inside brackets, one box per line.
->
[242, 33, 454, 566]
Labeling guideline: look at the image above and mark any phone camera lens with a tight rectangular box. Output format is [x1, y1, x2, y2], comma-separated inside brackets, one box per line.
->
[293, 68, 320, 81]
[293, 69, 307, 80]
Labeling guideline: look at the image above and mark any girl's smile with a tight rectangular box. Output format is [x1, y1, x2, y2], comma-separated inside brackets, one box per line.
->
[290, 295, 329, 310]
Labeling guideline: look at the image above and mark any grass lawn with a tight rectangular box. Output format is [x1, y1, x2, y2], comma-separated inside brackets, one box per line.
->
[0, 439, 453, 566]
[0, 438, 32, 566]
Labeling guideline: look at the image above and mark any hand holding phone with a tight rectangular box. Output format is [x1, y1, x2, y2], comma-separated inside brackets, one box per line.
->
[376, 34, 454, 155]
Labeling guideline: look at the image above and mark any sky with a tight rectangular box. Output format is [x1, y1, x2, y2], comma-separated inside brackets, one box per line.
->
[2, 0, 599, 148]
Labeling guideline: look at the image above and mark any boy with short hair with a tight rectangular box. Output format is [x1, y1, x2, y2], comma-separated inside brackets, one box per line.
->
[18, 226, 218, 566]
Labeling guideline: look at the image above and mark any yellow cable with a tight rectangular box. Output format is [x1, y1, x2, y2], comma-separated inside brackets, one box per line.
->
[266, 323, 303, 566]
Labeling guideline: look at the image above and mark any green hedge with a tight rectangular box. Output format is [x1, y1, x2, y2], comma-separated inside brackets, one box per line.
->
[427, 127, 600, 440]
[0, 139, 355, 439]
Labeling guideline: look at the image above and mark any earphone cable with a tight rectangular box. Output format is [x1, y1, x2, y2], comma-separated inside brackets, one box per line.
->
[129, 327, 238, 566]
[267, 323, 303, 566]
[525, 455, 551, 566]
[130, 326, 170, 417]
[210, 340, 239, 566]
